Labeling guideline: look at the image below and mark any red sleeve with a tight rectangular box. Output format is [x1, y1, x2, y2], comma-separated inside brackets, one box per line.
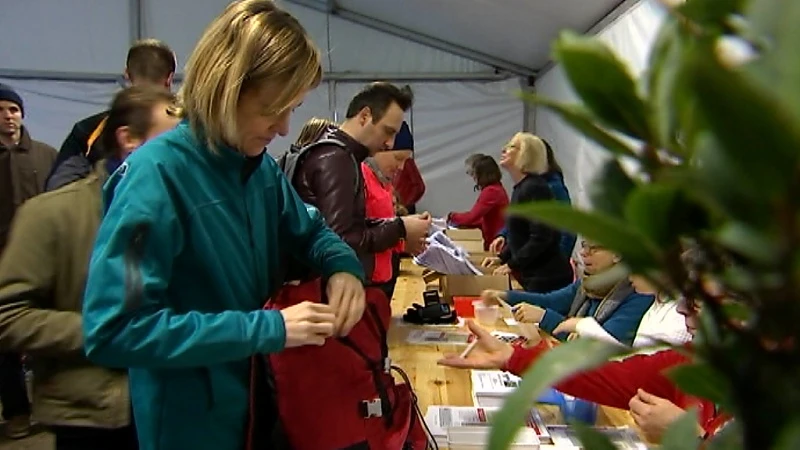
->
[449, 185, 505, 227]
[503, 344, 689, 410]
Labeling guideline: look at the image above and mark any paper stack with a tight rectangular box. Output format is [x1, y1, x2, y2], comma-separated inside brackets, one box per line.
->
[413, 230, 483, 275]
[424, 405, 550, 449]
[471, 370, 523, 408]
[546, 425, 647, 449]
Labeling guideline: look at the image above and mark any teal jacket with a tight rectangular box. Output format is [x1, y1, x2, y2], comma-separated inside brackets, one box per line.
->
[506, 281, 653, 346]
[82, 122, 364, 450]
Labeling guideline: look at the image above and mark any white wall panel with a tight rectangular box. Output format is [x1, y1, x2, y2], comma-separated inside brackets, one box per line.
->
[533, 0, 664, 208]
[144, 0, 330, 75]
[0, 78, 120, 149]
[0, 1, 131, 74]
[326, 14, 494, 74]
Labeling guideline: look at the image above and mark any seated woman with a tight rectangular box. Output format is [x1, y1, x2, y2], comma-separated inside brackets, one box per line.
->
[482, 132, 573, 293]
[552, 273, 691, 350]
[490, 138, 576, 259]
[438, 280, 731, 444]
[447, 155, 509, 250]
[361, 122, 414, 300]
[484, 241, 653, 346]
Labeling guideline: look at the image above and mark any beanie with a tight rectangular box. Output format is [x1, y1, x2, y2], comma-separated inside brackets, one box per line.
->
[0, 84, 23, 117]
[391, 121, 414, 152]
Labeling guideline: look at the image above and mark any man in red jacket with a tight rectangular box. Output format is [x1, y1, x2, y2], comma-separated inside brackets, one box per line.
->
[438, 280, 731, 443]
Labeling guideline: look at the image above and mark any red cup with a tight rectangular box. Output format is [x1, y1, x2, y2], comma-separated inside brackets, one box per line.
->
[453, 296, 480, 318]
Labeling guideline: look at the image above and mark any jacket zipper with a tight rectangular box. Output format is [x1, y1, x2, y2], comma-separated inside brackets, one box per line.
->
[123, 223, 149, 311]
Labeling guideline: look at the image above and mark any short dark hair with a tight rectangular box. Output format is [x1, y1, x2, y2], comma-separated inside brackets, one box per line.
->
[126, 39, 176, 84]
[464, 153, 486, 168]
[472, 155, 502, 188]
[542, 139, 563, 175]
[345, 82, 414, 121]
[102, 85, 177, 155]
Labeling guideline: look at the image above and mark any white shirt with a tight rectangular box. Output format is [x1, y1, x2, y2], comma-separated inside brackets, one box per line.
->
[575, 297, 692, 352]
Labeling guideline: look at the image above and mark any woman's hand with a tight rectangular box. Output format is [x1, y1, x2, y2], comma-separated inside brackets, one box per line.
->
[481, 256, 501, 268]
[326, 272, 366, 336]
[480, 289, 506, 306]
[493, 264, 511, 276]
[552, 317, 581, 335]
[280, 302, 336, 348]
[489, 236, 506, 254]
[512, 304, 545, 323]
[437, 320, 515, 370]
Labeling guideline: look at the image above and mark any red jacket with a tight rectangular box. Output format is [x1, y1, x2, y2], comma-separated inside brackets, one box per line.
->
[448, 183, 509, 250]
[392, 158, 425, 207]
[362, 163, 404, 283]
[504, 342, 730, 438]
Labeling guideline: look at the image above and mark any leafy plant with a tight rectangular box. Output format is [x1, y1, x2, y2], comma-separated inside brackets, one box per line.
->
[492, 0, 800, 448]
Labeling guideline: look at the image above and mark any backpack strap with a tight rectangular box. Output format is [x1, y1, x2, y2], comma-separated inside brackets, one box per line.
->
[86, 116, 108, 157]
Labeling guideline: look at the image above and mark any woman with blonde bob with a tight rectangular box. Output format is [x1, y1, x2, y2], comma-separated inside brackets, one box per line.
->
[483, 132, 573, 292]
[81, 2, 365, 449]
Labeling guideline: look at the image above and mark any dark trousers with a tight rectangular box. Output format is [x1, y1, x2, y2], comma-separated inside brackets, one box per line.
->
[52, 423, 138, 450]
[0, 353, 30, 419]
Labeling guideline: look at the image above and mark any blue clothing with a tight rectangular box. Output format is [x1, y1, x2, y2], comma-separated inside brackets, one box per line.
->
[506, 281, 653, 346]
[498, 171, 576, 257]
[82, 122, 363, 450]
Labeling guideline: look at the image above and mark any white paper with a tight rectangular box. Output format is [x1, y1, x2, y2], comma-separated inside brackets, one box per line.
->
[413, 230, 482, 275]
[425, 406, 550, 442]
[405, 329, 473, 346]
[547, 425, 647, 449]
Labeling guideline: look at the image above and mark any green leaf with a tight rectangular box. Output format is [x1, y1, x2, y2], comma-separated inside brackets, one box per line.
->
[519, 93, 637, 158]
[775, 421, 800, 450]
[659, 409, 703, 450]
[686, 40, 800, 199]
[488, 339, 627, 450]
[507, 202, 662, 269]
[716, 223, 781, 265]
[552, 31, 654, 142]
[677, 0, 746, 25]
[623, 184, 711, 248]
[746, 0, 800, 123]
[667, 363, 733, 411]
[647, 18, 686, 152]
[588, 159, 638, 219]
[706, 419, 743, 450]
[571, 422, 617, 450]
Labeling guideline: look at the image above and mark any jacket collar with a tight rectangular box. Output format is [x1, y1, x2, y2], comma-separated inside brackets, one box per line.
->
[178, 120, 264, 183]
[328, 128, 370, 163]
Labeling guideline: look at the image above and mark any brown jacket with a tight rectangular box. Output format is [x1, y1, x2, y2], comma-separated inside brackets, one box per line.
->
[0, 127, 57, 253]
[293, 128, 406, 280]
[0, 163, 130, 428]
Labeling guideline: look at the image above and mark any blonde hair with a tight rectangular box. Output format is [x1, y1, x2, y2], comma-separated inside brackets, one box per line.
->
[180, 0, 323, 151]
[509, 132, 548, 175]
[294, 117, 334, 147]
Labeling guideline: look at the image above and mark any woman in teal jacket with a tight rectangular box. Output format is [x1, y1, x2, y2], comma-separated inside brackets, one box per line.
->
[81, 2, 365, 450]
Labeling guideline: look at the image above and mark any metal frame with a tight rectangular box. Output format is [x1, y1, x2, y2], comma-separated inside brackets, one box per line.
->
[535, 0, 643, 75]
[284, 0, 538, 78]
[0, 68, 511, 84]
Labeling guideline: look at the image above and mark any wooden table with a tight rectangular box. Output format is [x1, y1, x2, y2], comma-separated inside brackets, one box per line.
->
[387, 259, 638, 431]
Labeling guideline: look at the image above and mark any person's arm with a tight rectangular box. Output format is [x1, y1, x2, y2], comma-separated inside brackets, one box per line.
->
[0, 200, 83, 356]
[82, 159, 287, 369]
[503, 342, 686, 409]
[308, 149, 404, 254]
[275, 163, 364, 281]
[505, 282, 578, 313]
[505, 181, 558, 271]
[593, 293, 654, 347]
[448, 187, 504, 228]
[498, 226, 508, 239]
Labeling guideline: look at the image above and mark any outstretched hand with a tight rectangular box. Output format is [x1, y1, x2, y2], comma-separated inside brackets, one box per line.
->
[437, 320, 515, 370]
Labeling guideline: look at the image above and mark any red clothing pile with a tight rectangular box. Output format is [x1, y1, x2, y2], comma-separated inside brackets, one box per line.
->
[362, 163, 404, 283]
[448, 183, 509, 251]
[503, 342, 730, 438]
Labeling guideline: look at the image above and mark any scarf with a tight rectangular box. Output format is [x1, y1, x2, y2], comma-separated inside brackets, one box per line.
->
[364, 157, 392, 185]
[567, 263, 634, 323]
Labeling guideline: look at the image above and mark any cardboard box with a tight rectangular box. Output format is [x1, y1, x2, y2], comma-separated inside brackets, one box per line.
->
[454, 240, 485, 254]
[446, 229, 483, 241]
[440, 274, 511, 304]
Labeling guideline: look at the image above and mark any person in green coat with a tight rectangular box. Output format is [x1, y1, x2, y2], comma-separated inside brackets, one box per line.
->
[81, 2, 366, 449]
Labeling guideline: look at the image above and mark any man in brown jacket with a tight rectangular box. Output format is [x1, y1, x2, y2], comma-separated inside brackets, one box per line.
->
[0, 83, 57, 438]
[0, 85, 178, 449]
[291, 82, 431, 283]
